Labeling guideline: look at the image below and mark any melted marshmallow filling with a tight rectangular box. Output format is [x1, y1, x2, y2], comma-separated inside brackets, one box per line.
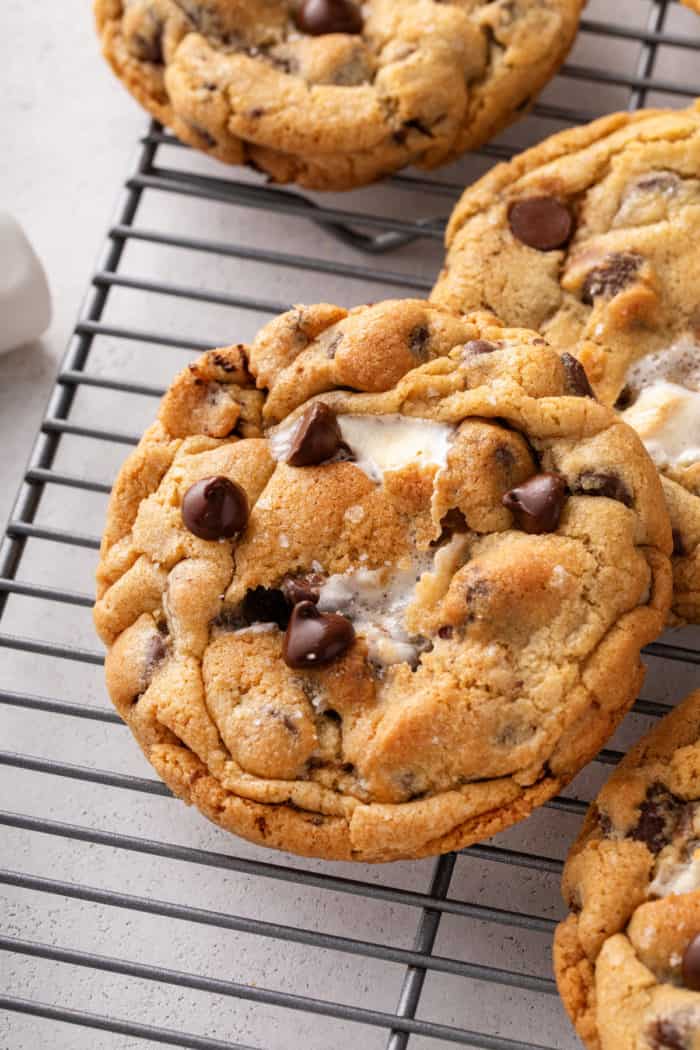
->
[650, 849, 700, 898]
[622, 382, 700, 470]
[316, 556, 434, 667]
[336, 415, 453, 482]
[269, 412, 453, 482]
[622, 335, 700, 469]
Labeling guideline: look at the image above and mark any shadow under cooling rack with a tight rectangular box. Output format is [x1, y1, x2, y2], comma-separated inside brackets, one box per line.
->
[1, 1, 700, 1048]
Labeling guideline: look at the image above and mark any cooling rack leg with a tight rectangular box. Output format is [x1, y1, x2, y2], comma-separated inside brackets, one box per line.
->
[385, 853, 457, 1050]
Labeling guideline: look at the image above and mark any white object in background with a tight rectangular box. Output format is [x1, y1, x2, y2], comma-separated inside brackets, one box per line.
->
[0, 211, 51, 354]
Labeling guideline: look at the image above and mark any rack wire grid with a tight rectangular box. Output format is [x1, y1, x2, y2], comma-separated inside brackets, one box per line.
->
[2, 2, 700, 1048]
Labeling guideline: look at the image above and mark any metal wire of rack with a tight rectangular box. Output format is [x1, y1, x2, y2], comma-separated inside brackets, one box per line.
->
[1, 2, 699, 1048]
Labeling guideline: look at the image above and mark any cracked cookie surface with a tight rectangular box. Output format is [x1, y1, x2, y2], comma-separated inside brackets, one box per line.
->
[94, 0, 582, 190]
[431, 105, 700, 623]
[95, 299, 672, 861]
[555, 689, 700, 1050]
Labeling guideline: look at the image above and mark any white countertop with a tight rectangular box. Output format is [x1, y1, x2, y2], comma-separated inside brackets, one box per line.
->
[0, 0, 140, 532]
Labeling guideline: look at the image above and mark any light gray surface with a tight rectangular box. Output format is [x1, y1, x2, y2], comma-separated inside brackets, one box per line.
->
[1, 2, 700, 1049]
[0, 0, 138, 535]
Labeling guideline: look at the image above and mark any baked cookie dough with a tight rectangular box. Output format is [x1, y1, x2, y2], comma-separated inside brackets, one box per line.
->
[431, 105, 700, 623]
[94, 0, 583, 190]
[94, 299, 672, 861]
[555, 689, 700, 1050]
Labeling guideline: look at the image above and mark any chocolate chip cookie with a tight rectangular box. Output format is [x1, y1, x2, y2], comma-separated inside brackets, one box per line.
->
[431, 104, 700, 623]
[555, 689, 700, 1050]
[94, 0, 583, 190]
[94, 299, 672, 861]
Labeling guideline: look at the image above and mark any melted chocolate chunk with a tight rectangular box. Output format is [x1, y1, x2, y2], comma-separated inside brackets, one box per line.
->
[283, 601, 355, 669]
[581, 252, 643, 305]
[561, 352, 595, 398]
[508, 197, 573, 251]
[295, 0, 363, 35]
[615, 384, 635, 411]
[409, 325, 430, 361]
[281, 573, 325, 606]
[182, 476, 249, 540]
[646, 1019, 688, 1050]
[502, 473, 568, 534]
[631, 783, 684, 854]
[241, 587, 290, 630]
[682, 934, 700, 992]
[573, 472, 633, 507]
[287, 403, 343, 467]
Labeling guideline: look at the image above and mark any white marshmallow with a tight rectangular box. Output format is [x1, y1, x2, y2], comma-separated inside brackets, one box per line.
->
[0, 211, 51, 354]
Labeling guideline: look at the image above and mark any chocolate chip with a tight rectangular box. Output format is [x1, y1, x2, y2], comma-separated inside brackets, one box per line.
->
[673, 530, 687, 557]
[287, 403, 343, 468]
[682, 934, 700, 991]
[283, 602, 355, 669]
[508, 197, 573, 251]
[281, 573, 324, 606]
[242, 587, 290, 629]
[438, 625, 454, 640]
[182, 476, 248, 540]
[573, 472, 632, 508]
[631, 784, 683, 854]
[129, 10, 164, 62]
[581, 252, 642, 305]
[409, 325, 430, 361]
[647, 1019, 688, 1050]
[295, 0, 363, 35]
[561, 352, 594, 398]
[615, 384, 634, 411]
[463, 339, 498, 356]
[502, 473, 568, 534]
[144, 634, 167, 675]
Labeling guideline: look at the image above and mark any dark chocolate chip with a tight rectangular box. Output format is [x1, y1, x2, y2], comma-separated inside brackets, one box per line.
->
[502, 473, 568, 534]
[615, 384, 634, 411]
[283, 601, 355, 669]
[129, 10, 164, 62]
[281, 573, 325, 606]
[438, 625, 454, 640]
[561, 352, 595, 398]
[673, 530, 687, 557]
[287, 403, 343, 468]
[573, 472, 632, 508]
[295, 0, 363, 35]
[241, 587, 290, 629]
[463, 339, 498, 356]
[646, 1019, 688, 1050]
[144, 634, 167, 675]
[508, 197, 573, 251]
[409, 325, 430, 361]
[581, 252, 642, 305]
[682, 934, 700, 991]
[631, 783, 683, 854]
[182, 476, 248, 540]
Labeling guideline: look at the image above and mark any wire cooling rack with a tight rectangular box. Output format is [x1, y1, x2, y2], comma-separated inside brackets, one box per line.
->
[1, 2, 700, 1048]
